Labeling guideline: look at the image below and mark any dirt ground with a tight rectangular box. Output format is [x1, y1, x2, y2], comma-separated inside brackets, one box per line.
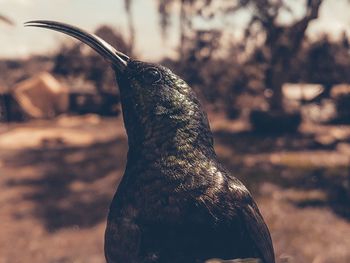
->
[0, 113, 350, 263]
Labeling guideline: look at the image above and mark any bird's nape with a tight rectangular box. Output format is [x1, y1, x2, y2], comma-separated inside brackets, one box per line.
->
[24, 20, 129, 72]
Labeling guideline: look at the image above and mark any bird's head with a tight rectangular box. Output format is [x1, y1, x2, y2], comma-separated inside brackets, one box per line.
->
[25, 21, 214, 155]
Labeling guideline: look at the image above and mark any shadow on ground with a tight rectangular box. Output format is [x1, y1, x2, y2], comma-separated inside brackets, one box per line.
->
[213, 129, 350, 220]
[2, 125, 350, 234]
[3, 137, 127, 232]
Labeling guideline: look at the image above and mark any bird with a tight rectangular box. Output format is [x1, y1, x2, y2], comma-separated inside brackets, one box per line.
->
[25, 20, 275, 263]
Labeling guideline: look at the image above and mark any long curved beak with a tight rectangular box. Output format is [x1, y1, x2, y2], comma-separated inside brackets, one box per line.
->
[24, 20, 129, 72]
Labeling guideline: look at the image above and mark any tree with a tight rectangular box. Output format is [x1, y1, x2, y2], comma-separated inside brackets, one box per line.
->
[301, 33, 350, 102]
[53, 25, 132, 93]
[229, 0, 323, 111]
[157, 0, 324, 111]
[124, 0, 136, 51]
[155, 1, 337, 130]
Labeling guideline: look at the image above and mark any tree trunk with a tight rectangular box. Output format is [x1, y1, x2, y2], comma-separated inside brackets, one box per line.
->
[124, 0, 135, 51]
[262, 0, 323, 111]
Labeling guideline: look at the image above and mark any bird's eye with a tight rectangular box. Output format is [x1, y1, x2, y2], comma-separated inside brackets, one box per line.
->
[142, 68, 162, 84]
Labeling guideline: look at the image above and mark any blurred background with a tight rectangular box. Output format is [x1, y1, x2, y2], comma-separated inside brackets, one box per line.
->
[1, 0, 350, 262]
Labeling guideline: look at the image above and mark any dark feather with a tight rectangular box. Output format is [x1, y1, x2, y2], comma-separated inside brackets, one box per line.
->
[241, 203, 275, 263]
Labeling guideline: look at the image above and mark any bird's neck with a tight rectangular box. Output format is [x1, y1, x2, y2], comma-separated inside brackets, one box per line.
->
[125, 137, 220, 194]
[127, 109, 216, 160]
[124, 110, 219, 187]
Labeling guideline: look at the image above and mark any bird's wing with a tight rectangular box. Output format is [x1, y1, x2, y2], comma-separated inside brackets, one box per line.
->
[240, 202, 275, 263]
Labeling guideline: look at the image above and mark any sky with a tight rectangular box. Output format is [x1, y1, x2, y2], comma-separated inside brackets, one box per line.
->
[1, 0, 350, 61]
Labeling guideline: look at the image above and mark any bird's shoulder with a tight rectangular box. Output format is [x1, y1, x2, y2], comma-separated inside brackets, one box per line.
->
[200, 167, 253, 207]
[196, 169, 275, 263]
